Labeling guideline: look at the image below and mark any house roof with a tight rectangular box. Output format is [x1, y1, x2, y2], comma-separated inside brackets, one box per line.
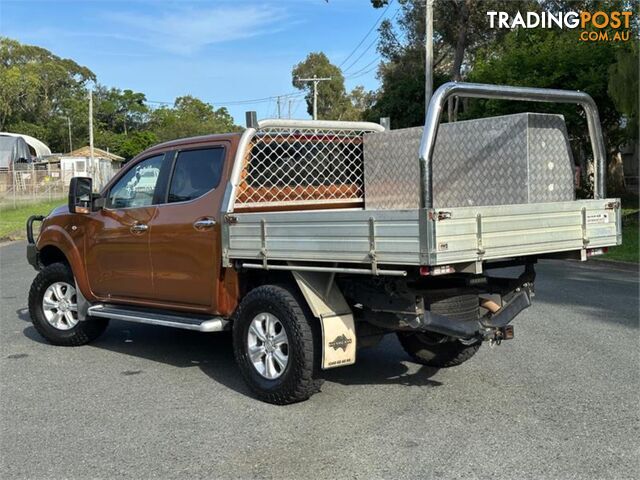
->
[68, 146, 124, 161]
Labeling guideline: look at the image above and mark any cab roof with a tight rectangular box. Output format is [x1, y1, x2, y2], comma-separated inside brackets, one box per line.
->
[141, 132, 243, 158]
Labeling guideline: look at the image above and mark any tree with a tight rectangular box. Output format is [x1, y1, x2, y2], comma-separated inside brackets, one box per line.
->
[149, 96, 239, 143]
[94, 86, 148, 135]
[608, 42, 639, 140]
[367, 0, 534, 126]
[119, 131, 158, 160]
[365, 47, 449, 127]
[347, 86, 377, 119]
[0, 38, 243, 157]
[0, 36, 95, 151]
[292, 52, 352, 120]
[372, 0, 532, 81]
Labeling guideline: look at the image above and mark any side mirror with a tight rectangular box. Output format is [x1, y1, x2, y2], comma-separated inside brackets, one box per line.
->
[68, 177, 94, 214]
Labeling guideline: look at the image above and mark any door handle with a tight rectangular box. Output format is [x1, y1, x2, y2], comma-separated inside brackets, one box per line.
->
[130, 223, 149, 233]
[193, 218, 217, 230]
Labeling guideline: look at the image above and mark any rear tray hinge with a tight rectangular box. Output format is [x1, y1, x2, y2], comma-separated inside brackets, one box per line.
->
[581, 207, 590, 247]
[368, 217, 378, 275]
[260, 218, 268, 268]
[476, 213, 486, 255]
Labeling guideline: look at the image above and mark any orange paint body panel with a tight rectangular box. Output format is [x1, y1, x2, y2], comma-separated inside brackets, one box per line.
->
[36, 134, 241, 317]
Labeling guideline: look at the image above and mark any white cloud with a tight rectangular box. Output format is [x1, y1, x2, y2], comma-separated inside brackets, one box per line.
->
[107, 4, 289, 55]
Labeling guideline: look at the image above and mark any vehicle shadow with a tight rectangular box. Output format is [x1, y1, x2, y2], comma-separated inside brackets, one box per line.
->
[321, 336, 442, 388]
[22, 319, 441, 398]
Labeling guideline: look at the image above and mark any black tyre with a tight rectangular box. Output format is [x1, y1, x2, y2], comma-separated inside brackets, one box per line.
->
[28, 262, 109, 346]
[233, 284, 322, 405]
[397, 294, 481, 368]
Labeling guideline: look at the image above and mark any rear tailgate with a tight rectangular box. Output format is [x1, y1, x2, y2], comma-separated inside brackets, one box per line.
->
[429, 199, 621, 265]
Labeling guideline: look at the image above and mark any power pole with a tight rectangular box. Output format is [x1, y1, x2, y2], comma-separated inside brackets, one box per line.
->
[425, 0, 434, 114]
[276, 96, 282, 119]
[67, 116, 73, 153]
[288, 99, 293, 119]
[296, 75, 332, 120]
[88, 90, 95, 178]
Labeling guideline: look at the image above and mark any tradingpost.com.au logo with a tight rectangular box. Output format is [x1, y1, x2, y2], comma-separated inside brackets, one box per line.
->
[487, 10, 634, 42]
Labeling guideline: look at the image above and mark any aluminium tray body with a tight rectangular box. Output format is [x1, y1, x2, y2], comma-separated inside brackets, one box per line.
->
[223, 199, 621, 268]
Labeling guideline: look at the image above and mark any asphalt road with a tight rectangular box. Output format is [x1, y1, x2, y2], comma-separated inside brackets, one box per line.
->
[1, 240, 638, 480]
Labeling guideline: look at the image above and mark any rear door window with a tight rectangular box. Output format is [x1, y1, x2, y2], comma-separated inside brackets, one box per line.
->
[168, 147, 225, 203]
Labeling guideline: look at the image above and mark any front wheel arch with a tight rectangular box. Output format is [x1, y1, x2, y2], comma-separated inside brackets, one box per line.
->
[39, 245, 69, 267]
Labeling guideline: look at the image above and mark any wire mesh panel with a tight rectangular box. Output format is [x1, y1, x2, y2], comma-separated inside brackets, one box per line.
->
[235, 125, 381, 211]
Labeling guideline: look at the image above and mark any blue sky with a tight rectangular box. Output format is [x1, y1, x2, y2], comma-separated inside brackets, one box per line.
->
[0, 0, 398, 123]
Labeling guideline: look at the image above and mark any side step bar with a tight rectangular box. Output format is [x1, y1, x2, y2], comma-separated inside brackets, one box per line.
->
[87, 305, 229, 333]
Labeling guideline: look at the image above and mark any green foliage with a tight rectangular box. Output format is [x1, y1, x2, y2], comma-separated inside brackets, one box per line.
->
[367, 25, 429, 127]
[365, 47, 449, 128]
[0, 36, 95, 151]
[149, 96, 239, 143]
[346, 86, 377, 121]
[368, 0, 534, 126]
[94, 86, 149, 135]
[119, 131, 158, 160]
[602, 210, 639, 263]
[608, 42, 639, 140]
[291, 52, 374, 121]
[292, 52, 351, 120]
[0, 37, 242, 161]
[372, 1, 535, 82]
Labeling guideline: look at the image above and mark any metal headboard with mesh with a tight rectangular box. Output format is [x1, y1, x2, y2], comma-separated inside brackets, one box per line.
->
[228, 119, 385, 212]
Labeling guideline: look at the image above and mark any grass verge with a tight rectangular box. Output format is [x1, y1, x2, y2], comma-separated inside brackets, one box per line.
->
[600, 209, 639, 263]
[0, 198, 65, 241]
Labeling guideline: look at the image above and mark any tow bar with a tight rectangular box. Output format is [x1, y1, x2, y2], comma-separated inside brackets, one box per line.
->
[414, 282, 533, 343]
[479, 287, 532, 343]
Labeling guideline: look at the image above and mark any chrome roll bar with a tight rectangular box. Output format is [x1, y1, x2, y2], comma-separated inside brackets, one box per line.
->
[418, 82, 607, 208]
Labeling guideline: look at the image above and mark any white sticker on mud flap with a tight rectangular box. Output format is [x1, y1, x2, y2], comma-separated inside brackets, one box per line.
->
[586, 212, 610, 225]
[320, 314, 356, 369]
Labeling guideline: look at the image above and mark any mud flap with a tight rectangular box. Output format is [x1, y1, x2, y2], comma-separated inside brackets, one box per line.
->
[75, 280, 89, 321]
[291, 270, 356, 369]
[319, 313, 356, 369]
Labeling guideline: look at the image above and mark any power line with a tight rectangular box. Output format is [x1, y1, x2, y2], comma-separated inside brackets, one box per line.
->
[345, 56, 381, 78]
[342, 36, 379, 73]
[146, 91, 305, 108]
[347, 64, 380, 80]
[342, 7, 401, 77]
[338, 0, 393, 69]
[292, 98, 302, 117]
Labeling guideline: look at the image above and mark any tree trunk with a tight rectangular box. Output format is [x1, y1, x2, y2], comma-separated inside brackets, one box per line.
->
[608, 151, 626, 194]
[450, 0, 471, 82]
[448, 0, 470, 121]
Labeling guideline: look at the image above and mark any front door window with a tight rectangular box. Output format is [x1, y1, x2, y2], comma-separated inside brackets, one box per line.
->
[107, 155, 163, 209]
